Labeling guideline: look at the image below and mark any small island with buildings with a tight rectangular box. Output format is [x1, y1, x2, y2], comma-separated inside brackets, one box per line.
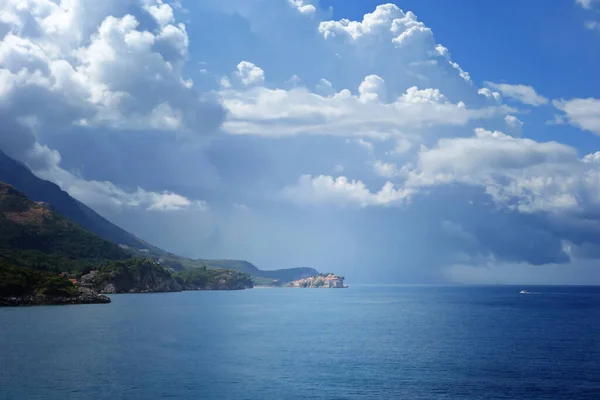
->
[287, 273, 347, 288]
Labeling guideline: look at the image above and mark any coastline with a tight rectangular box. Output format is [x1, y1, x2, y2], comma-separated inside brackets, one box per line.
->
[0, 287, 111, 307]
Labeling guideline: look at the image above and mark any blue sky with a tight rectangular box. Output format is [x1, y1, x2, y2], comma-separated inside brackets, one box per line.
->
[337, 0, 600, 96]
[3, 0, 600, 284]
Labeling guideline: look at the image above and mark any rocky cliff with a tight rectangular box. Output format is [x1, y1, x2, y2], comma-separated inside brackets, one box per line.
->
[80, 259, 183, 294]
[287, 273, 347, 288]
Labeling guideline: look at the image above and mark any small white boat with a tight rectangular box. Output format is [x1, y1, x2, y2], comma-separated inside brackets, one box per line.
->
[519, 290, 529, 294]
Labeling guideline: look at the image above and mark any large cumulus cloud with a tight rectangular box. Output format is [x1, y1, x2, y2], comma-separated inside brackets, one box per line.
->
[0, 0, 225, 134]
[0, 0, 222, 212]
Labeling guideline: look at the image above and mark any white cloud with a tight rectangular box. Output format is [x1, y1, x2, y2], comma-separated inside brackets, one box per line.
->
[403, 128, 593, 214]
[219, 78, 507, 138]
[585, 20, 600, 30]
[143, 0, 174, 26]
[0, 1, 223, 135]
[553, 97, 600, 135]
[220, 77, 232, 89]
[288, 0, 316, 15]
[283, 126, 600, 221]
[372, 161, 404, 178]
[281, 174, 414, 207]
[358, 74, 387, 102]
[212, 1, 497, 151]
[147, 191, 206, 212]
[478, 88, 502, 102]
[484, 82, 548, 106]
[316, 78, 335, 95]
[411, 129, 576, 180]
[285, 74, 302, 87]
[235, 61, 265, 86]
[576, 0, 596, 9]
[148, 102, 183, 130]
[505, 115, 522, 127]
[435, 44, 471, 82]
[504, 115, 523, 135]
[449, 61, 471, 82]
[319, 4, 432, 48]
[546, 115, 566, 125]
[388, 138, 412, 155]
[170, 1, 189, 13]
[35, 162, 207, 212]
[347, 138, 374, 152]
[401, 86, 450, 104]
[309, 3, 476, 101]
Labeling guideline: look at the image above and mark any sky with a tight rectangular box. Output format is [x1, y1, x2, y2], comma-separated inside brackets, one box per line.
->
[2, 0, 600, 284]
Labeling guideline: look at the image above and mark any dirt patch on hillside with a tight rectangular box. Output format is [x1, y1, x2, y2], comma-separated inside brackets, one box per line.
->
[4, 205, 51, 225]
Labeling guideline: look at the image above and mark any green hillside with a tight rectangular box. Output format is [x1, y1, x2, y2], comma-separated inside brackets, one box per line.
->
[0, 149, 151, 249]
[0, 262, 77, 298]
[0, 182, 253, 299]
[0, 182, 129, 274]
[174, 266, 253, 290]
[0, 150, 321, 285]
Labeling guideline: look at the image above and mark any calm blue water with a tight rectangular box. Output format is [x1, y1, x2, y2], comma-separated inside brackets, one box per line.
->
[1, 286, 600, 399]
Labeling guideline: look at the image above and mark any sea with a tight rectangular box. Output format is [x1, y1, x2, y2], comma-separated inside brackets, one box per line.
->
[1, 285, 600, 400]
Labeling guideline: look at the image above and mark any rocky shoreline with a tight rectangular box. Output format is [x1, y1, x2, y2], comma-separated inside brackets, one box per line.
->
[0, 287, 111, 307]
[1, 266, 347, 307]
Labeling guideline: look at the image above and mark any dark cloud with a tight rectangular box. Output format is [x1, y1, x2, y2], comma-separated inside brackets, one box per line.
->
[0, 112, 61, 171]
